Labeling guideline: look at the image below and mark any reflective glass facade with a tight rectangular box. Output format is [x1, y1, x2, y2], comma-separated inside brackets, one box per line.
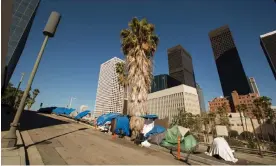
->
[5, 0, 40, 87]
[151, 74, 181, 93]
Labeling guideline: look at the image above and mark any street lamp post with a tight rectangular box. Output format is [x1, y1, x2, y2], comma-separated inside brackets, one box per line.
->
[69, 97, 76, 108]
[2, 11, 61, 148]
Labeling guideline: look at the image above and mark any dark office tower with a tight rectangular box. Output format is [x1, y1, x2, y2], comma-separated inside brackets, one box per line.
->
[209, 25, 251, 97]
[4, 0, 40, 89]
[260, 31, 276, 80]
[196, 83, 206, 112]
[167, 45, 196, 88]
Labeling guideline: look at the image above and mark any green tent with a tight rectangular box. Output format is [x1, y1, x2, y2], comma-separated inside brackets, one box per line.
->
[161, 125, 198, 152]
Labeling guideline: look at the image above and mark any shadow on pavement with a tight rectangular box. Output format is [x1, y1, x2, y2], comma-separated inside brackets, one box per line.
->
[26, 127, 88, 148]
[1, 106, 70, 132]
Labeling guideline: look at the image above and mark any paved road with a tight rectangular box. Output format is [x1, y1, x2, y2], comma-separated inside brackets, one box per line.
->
[21, 113, 185, 165]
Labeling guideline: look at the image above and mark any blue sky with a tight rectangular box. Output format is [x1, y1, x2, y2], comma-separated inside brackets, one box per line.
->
[11, 0, 276, 111]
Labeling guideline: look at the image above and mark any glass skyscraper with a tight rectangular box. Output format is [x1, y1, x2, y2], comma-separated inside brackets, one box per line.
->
[4, 0, 40, 88]
[151, 74, 181, 93]
[209, 25, 251, 97]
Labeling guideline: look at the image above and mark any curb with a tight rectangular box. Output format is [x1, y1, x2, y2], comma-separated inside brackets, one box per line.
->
[21, 131, 44, 165]
[1, 130, 26, 165]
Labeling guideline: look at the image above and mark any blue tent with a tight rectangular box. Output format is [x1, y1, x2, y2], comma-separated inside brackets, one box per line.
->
[145, 125, 166, 138]
[96, 113, 121, 126]
[52, 107, 66, 115]
[63, 108, 75, 116]
[114, 116, 130, 136]
[75, 110, 91, 120]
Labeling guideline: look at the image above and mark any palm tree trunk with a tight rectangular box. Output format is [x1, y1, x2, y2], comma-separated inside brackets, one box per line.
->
[122, 86, 127, 115]
[259, 121, 264, 141]
[239, 112, 245, 133]
[244, 117, 250, 139]
[250, 118, 263, 157]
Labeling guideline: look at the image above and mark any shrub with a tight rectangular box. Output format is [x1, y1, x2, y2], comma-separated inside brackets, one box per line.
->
[225, 137, 245, 147]
[228, 130, 239, 138]
[247, 140, 257, 149]
[239, 131, 254, 140]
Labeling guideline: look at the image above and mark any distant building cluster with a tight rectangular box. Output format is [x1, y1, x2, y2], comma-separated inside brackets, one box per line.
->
[209, 91, 258, 116]
[92, 24, 275, 126]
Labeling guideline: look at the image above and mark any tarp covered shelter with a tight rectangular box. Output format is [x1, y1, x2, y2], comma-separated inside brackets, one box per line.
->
[114, 116, 130, 136]
[96, 113, 121, 126]
[75, 110, 91, 120]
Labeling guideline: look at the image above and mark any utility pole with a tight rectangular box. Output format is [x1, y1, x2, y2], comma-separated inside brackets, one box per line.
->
[12, 73, 25, 107]
[2, 11, 61, 148]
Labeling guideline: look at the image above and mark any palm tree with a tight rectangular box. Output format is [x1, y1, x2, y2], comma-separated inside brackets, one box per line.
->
[120, 17, 159, 140]
[115, 62, 128, 115]
[257, 96, 276, 141]
[26, 98, 35, 110]
[217, 104, 229, 127]
[253, 98, 266, 140]
[32, 89, 40, 101]
[236, 105, 245, 133]
[240, 104, 249, 132]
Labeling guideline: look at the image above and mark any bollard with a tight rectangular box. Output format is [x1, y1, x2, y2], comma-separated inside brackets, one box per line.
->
[112, 134, 117, 139]
[177, 135, 181, 160]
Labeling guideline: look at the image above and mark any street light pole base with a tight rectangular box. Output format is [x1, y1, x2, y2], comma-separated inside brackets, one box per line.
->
[1, 124, 18, 148]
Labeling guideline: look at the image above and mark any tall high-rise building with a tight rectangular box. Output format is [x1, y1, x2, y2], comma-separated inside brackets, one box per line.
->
[151, 74, 181, 93]
[196, 83, 206, 112]
[94, 57, 124, 118]
[248, 77, 260, 96]
[209, 25, 251, 97]
[3, 0, 40, 89]
[260, 30, 276, 80]
[167, 45, 196, 88]
[2, 0, 13, 89]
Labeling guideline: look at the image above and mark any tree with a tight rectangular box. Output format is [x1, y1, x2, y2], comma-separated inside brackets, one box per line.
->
[217, 104, 230, 127]
[253, 98, 266, 140]
[256, 96, 276, 141]
[201, 112, 210, 142]
[120, 17, 159, 140]
[115, 62, 128, 115]
[236, 104, 245, 134]
[26, 98, 35, 110]
[171, 108, 202, 133]
[208, 111, 216, 137]
[32, 89, 40, 101]
[1, 83, 16, 105]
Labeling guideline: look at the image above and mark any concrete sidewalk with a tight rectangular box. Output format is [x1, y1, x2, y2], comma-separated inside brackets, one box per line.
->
[1, 130, 26, 165]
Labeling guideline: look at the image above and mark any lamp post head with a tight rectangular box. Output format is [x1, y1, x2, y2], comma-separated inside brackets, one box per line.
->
[43, 11, 61, 37]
